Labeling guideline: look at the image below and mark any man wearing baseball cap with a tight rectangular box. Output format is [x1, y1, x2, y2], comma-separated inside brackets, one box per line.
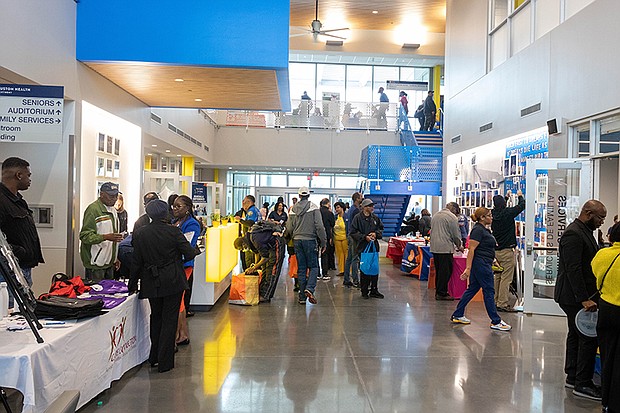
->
[283, 186, 327, 304]
[79, 182, 124, 281]
[350, 198, 385, 298]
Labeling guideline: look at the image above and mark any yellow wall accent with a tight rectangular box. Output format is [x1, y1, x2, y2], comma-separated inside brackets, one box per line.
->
[214, 168, 219, 183]
[515, 0, 526, 9]
[181, 156, 194, 195]
[433, 65, 442, 120]
[144, 155, 152, 171]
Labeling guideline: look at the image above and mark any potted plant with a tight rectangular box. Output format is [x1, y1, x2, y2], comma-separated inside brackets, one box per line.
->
[210, 212, 221, 227]
[221, 214, 229, 225]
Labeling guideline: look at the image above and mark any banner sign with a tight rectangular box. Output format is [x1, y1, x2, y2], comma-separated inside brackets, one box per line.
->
[0, 84, 64, 143]
[386, 80, 428, 91]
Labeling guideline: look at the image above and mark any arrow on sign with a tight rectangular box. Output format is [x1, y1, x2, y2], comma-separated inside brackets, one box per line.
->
[55, 119, 61, 124]
[56, 101, 62, 106]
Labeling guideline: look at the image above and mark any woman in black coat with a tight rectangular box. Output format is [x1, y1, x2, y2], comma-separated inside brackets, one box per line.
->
[129, 200, 197, 373]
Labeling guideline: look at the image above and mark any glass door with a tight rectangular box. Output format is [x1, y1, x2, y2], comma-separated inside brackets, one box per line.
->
[523, 158, 592, 315]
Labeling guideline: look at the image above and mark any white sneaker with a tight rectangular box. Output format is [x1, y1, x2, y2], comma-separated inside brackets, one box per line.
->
[451, 316, 471, 324]
[490, 320, 512, 331]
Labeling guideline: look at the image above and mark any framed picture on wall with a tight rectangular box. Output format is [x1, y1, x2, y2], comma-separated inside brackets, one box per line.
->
[106, 159, 113, 177]
[113, 160, 120, 178]
[98, 133, 105, 152]
[96, 157, 105, 177]
[114, 138, 120, 156]
[465, 191, 471, 207]
[487, 190, 493, 207]
[503, 159, 510, 176]
[509, 154, 518, 175]
[106, 135, 113, 154]
[481, 190, 487, 207]
[475, 191, 481, 207]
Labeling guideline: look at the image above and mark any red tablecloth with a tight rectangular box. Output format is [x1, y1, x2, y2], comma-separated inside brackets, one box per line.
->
[387, 236, 426, 265]
[428, 252, 482, 301]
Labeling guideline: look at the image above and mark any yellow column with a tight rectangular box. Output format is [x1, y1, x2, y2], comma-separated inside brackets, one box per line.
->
[144, 155, 152, 171]
[181, 156, 194, 195]
[433, 65, 442, 122]
[214, 168, 219, 183]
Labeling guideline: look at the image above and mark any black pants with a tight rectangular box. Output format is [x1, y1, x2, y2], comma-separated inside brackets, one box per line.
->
[433, 253, 453, 297]
[183, 269, 194, 312]
[559, 303, 598, 387]
[598, 299, 620, 412]
[148, 292, 183, 372]
[320, 243, 335, 275]
[360, 273, 379, 296]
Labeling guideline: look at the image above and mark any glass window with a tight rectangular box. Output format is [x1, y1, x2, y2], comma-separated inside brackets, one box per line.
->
[316, 64, 345, 104]
[310, 175, 332, 188]
[289, 63, 316, 103]
[491, 0, 510, 30]
[490, 24, 509, 69]
[535, 0, 561, 40]
[565, 0, 595, 20]
[373, 66, 399, 103]
[232, 173, 254, 187]
[511, 2, 531, 55]
[259, 173, 287, 187]
[288, 174, 309, 188]
[575, 125, 590, 157]
[599, 116, 620, 154]
[334, 175, 360, 188]
[400, 67, 430, 83]
[345, 65, 372, 103]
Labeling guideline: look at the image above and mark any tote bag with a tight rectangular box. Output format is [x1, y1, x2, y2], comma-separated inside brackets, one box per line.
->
[360, 242, 379, 276]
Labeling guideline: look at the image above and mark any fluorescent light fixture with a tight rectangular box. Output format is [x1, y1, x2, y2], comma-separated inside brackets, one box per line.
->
[326, 40, 343, 46]
[151, 144, 157, 147]
[165, 150, 171, 153]
[402, 43, 421, 49]
[372, 10, 378, 14]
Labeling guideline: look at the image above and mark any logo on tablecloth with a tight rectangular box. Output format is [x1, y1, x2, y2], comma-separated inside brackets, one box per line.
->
[109, 316, 137, 362]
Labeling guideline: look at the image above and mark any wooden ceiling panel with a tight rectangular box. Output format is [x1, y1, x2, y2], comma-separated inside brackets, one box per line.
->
[290, 0, 446, 33]
[85, 63, 282, 110]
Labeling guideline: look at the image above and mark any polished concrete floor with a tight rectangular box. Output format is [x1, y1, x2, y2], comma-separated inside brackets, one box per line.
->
[79, 254, 603, 413]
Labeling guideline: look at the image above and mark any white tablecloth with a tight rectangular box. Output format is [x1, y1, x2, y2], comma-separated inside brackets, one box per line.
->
[0, 294, 150, 413]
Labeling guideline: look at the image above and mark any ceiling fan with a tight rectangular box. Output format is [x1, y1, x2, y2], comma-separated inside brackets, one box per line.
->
[291, 0, 349, 41]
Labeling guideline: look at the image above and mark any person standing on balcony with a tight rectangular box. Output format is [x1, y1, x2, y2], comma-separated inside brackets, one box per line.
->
[423, 90, 437, 131]
[376, 87, 389, 129]
[414, 101, 425, 130]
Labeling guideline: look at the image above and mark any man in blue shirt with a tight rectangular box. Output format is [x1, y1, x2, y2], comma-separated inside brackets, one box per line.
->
[343, 192, 363, 287]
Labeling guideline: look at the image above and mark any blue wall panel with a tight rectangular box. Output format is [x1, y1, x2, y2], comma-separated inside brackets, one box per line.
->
[77, 0, 289, 70]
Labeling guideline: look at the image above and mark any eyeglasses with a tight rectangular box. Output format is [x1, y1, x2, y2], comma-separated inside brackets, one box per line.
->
[589, 211, 606, 221]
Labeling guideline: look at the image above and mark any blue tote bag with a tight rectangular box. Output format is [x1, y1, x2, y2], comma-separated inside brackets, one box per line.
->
[360, 242, 379, 275]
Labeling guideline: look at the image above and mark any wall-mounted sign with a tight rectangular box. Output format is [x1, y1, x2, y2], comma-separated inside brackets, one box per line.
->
[386, 80, 428, 91]
[0, 84, 64, 143]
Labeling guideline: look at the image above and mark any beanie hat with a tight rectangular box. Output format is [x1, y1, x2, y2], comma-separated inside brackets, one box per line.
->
[145, 199, 170, 221]
[493, 195, 506, 209]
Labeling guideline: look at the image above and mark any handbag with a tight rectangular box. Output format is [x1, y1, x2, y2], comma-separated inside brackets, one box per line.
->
[360, 242, 379, 276]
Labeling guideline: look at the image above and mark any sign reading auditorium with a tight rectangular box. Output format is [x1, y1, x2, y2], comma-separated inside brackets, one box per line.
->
[0, 84, 64, 143]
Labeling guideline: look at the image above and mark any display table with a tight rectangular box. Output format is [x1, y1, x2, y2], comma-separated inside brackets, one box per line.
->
[0, 294, 150, 413]
[387, 236, 426, 265]
[192, 222, 239, 310]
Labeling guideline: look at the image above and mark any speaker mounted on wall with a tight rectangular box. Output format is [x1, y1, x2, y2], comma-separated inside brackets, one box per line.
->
[547, 118, 560, 135]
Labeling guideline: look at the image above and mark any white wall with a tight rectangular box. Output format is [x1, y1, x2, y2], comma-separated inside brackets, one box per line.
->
[212, 127, 400, 170]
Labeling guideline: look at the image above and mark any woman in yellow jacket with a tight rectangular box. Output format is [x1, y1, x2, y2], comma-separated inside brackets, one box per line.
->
[333, 202, 348, 276]
[592, 222, 620, 413]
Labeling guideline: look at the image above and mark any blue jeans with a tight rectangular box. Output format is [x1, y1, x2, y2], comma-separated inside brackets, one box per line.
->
[343, 235, 359, 284]
[452, 259, 501, 325]
[294, 239, 319, 300]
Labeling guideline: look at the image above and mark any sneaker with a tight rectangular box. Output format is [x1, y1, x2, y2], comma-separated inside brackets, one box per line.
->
[298, 299, 306, 305]
[361, 293, 369, 299]
[343, 281, 354, 287]
[451, 316, 471, 324]
[435, 294, 455, 301]
[573, 385, 602, 401]
[321, 275, 331, 281]
[490, 320, 512, 331]
[304, 289, 317, 304]
[293, 287, 300, 292]
[352, 282, 360, 289]
[497, 305, 517, 313]
[565, 379, 575, 389]
[369, 291, 384, 299]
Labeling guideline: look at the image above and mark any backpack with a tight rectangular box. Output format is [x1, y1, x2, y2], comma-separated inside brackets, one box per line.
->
[249, 221, 282, 253]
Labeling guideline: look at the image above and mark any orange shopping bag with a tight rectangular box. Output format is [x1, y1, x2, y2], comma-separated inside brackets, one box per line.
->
[229, 273, 260, 305]
[288, 255, 298, 278]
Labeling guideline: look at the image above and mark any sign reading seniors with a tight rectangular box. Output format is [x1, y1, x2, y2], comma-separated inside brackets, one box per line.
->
[0, 84, 63, 143]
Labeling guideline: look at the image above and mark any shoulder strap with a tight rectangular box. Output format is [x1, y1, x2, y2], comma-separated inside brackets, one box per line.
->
[592, 252, 620, 298]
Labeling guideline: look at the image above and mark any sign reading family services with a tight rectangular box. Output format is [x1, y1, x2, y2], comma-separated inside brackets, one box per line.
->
[0, 84, 64, 143]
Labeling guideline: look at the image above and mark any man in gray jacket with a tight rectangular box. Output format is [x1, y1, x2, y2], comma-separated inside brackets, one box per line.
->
[284, 186, 327, 304]
[430, 202, 463, 300]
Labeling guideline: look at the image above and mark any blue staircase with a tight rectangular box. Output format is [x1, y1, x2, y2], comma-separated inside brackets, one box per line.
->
[372, 194, 411, 237]
[412, 130, 442, 147]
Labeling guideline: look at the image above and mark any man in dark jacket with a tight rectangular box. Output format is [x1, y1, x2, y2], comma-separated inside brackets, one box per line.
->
[129, 199, 197, 373]
[0, 157, 44, 297]
[319, 198, 335, 280]
[133, 191, 160, 232]
[422, 90, 436, 131]
[554, 200, 606, 400]
[491, 190, 525, 312]
[351, 198, 385, 299]
[343, 192, 363, 287]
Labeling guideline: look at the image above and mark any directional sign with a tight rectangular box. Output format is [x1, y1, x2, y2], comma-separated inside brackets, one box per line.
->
[0, 84, 64, 143]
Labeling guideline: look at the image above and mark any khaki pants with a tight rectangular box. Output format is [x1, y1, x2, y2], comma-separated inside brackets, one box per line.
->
[494, 248, 515, 308]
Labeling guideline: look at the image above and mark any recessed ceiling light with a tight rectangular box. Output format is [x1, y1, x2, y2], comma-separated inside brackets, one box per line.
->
[372, 10, 378, 14]
[194, 98, 202, 102]
[174, 78, 184, 82]
[228, 167, 232, 169]
[344, 170, 348, 172]
[147, 153, 152, 156]
[177, 154, 182, 157]
[151, 144, 157, 147]
[165, 150, 171, 153]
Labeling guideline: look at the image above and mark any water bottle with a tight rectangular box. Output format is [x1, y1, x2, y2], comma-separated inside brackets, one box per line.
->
[0, 282, 9, 318]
